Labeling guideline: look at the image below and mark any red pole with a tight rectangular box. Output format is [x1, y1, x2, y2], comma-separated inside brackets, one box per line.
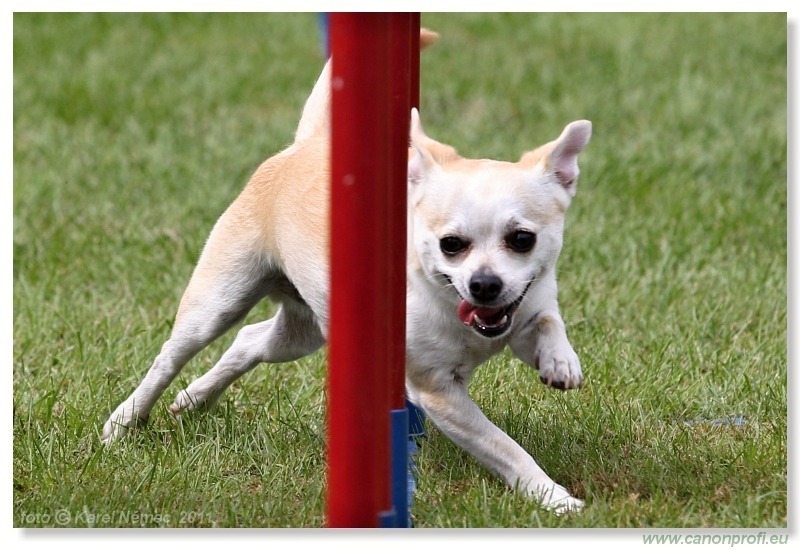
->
[387, 14, 417, 528]
[388, 14, 413, 412]
[327, 13, 394, 528]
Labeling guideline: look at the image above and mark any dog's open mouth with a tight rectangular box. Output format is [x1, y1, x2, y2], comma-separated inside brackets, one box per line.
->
[457, 300, 517, 338]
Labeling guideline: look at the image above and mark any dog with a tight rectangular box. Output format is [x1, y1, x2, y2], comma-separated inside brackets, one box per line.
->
[102, 29, 591, 513]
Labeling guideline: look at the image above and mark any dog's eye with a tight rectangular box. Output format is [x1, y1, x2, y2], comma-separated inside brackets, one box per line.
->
[505, 230, 536, 253]
[440, 236, 469, 256]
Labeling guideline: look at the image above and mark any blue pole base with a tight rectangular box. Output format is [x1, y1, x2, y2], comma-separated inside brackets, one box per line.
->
[390, 408, 410, 527]
[388, 400, 427, 528]
[378, 508, 397, 527]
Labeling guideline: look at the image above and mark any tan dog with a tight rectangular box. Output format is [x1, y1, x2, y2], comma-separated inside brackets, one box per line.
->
[103, 30, 591, 513]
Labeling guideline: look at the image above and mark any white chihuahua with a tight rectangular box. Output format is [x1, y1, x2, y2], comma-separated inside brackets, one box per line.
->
[103, 30, 591, 513]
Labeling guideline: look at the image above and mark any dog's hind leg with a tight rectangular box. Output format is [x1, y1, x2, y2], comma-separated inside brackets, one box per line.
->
[169, 295, 324, 415]
[101, 229, 275, 443]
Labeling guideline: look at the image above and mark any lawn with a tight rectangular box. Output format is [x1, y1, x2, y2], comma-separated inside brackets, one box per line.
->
[13, 13, 786, 528]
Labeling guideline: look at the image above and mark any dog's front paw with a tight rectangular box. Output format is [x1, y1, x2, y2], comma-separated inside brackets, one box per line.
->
[543, 492, 585, 515]
[534, 338, 583, 390]
[525, 479, 584, 514]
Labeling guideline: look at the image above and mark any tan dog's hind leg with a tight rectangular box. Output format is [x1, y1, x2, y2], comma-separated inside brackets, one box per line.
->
[170, 298, 324, 415]
[101, 217, 277, 442]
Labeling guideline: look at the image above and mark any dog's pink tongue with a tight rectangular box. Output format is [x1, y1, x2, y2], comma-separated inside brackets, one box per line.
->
[457, 300, 504, 326]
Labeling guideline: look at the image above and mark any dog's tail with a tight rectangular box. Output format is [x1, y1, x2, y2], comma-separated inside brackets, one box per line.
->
[294, 28, 439, 143]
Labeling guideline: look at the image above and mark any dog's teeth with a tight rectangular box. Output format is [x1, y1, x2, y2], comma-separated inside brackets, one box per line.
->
[474, 314, 509, 329]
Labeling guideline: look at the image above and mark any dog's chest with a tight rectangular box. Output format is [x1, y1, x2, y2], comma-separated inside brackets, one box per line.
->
[405, 315, 507, 389]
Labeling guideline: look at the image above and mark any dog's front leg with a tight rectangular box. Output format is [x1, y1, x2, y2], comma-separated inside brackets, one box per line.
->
[511, 310, 583, 391]
[409, 378, 583, 513]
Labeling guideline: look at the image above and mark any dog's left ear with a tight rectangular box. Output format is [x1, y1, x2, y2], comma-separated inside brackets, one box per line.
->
[521, 120, 592, 196]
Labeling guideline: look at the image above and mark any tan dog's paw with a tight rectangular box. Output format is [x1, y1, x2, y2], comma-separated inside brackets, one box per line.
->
[169, 389, 209, 417]
[547, 494, 585, 515]
[525, 478, 584, 514]
[534, 337, 583, 390]
[101, 403, 147, 444]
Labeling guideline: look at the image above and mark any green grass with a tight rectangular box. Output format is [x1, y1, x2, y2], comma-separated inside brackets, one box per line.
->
[13, 13, 786, 528]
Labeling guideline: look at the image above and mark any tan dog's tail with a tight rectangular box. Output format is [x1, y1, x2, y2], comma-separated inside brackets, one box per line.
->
[294, 28, 439, 143]
[419, 28, 440, 50]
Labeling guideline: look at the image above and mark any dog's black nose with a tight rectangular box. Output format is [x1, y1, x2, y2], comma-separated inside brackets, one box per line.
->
[469, 271, 503, 302]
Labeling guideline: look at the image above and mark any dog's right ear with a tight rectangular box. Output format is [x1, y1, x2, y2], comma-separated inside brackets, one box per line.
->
[408, 108, 439, 185]
[408, 108, 460, 185]
[419, 28, 440, 50]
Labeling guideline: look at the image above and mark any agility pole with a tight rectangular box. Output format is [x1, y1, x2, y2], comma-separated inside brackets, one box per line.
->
[327, 13, 420, 528]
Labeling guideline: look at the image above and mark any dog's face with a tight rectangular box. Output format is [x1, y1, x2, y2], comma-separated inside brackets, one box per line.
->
[408, 109, 591, 339]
